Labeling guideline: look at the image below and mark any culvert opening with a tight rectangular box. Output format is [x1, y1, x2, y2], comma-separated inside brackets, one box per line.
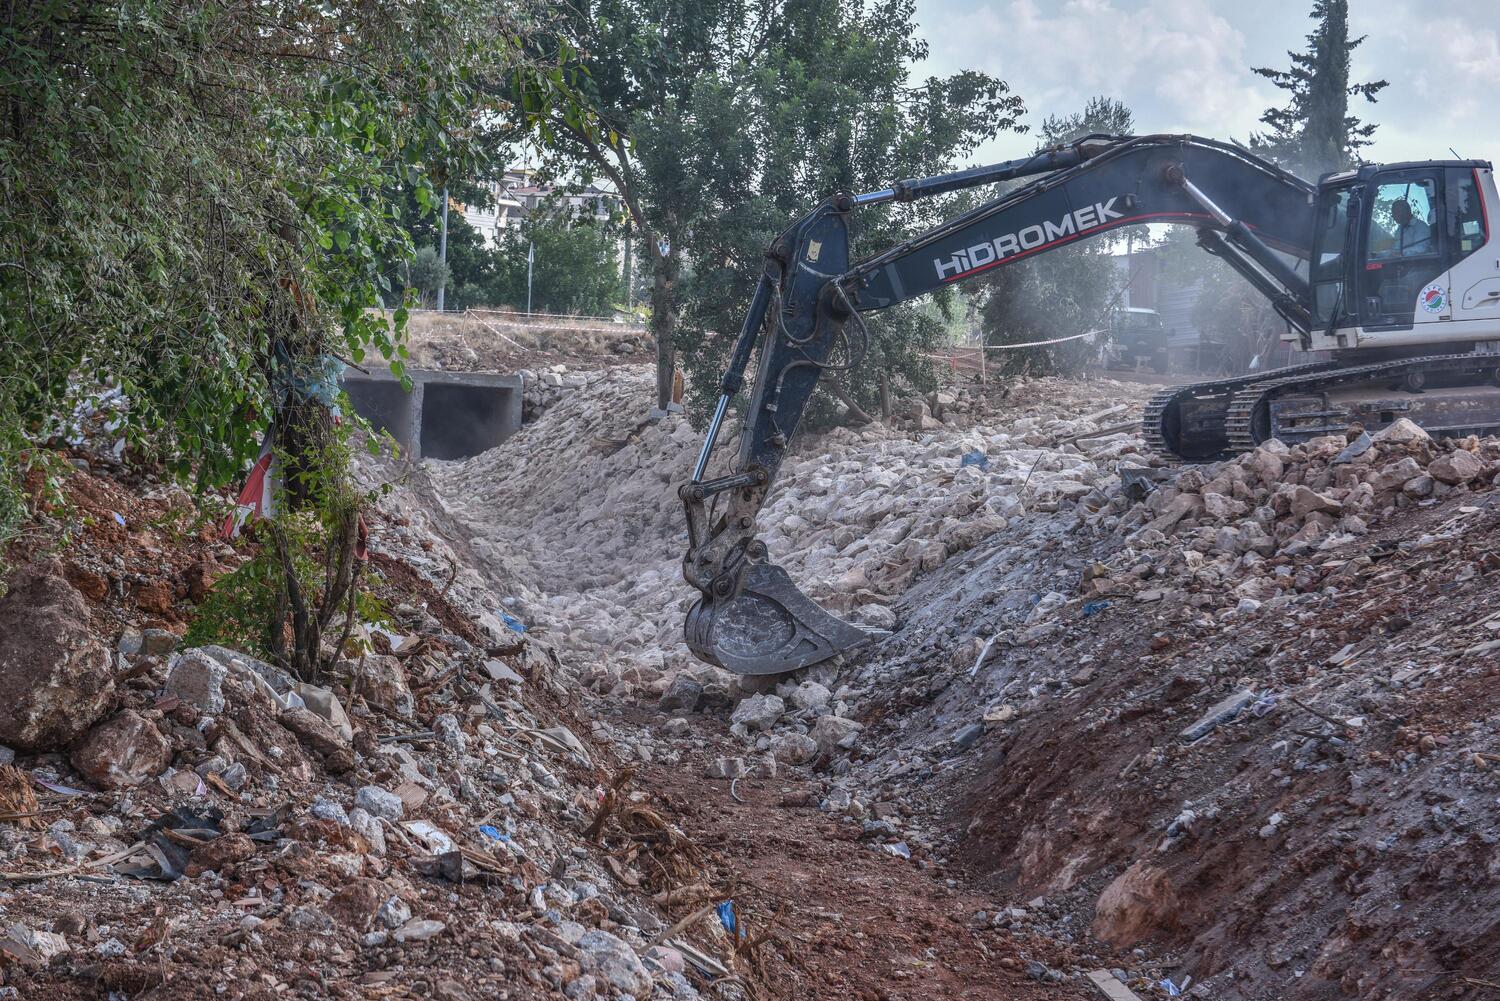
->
[341, 378, 413, 453]
[420, 382, 518, 460]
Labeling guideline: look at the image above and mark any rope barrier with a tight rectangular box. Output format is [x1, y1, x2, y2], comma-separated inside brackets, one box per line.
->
[922, 327, 1105, 360]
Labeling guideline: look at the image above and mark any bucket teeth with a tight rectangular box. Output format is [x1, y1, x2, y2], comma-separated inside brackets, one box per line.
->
[685, 563, 871, 676]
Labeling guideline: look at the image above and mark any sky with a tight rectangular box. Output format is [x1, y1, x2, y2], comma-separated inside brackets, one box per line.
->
[911, 0, 1500, 170]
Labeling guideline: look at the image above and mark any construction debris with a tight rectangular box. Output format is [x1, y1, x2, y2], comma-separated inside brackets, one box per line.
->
[9, 356, 1500, 999]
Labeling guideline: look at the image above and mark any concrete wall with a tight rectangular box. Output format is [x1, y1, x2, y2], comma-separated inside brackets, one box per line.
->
[341, 368, 522, 461]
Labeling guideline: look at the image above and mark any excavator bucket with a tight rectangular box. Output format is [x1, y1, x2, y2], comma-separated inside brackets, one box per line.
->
[684, 563, 872, 676]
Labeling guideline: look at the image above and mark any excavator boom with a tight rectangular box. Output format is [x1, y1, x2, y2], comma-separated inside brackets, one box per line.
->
[681, 134, 1499, 674]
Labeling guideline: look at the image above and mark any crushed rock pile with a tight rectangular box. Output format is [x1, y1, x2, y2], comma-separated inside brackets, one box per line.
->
[427, 365, 1157, 704]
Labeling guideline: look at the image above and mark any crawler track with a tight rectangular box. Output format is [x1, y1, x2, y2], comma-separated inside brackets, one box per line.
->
[1142, 362, 1336, 461]
[1146, 353, 1500, 460]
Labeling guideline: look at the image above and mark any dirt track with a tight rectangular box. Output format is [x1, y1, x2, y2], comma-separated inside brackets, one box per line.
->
[635, 717, 1092, 1001]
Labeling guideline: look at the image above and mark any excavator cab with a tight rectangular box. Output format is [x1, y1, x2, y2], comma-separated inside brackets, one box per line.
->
[1307, 163, 1498, 351]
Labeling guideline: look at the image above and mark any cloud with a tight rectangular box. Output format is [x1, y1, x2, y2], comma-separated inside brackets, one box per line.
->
[1393, 17, 1500, 158]
[918, 0, 1270, 141]
[1440, 25, 1500, 82]
[913, 0, 1500, 167]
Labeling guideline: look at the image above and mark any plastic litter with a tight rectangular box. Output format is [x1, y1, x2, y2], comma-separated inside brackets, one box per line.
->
[881, 841, 912, 859]
[960, 451, 990, 471]
[716, 899, 743, 940]
[1082, 600, 1110, 617]
[499, 611, 527, 634]
[1119, 464, 1171, 500]
[413, 851, 504, 885]
[969, 632, 1005, 677]
[402, 820, 457, 854]
[478, 825, 509, 842]
[117, 805, 226, 881]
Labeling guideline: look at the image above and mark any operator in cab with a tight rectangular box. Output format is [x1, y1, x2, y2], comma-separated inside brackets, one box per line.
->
[1373, 198, 1434, 257]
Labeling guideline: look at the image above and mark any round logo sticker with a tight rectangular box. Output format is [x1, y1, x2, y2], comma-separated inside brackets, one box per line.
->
[1419, 283, 1448, 314]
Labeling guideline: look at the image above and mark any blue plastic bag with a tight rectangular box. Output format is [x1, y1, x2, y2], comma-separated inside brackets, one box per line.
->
[716, 900, 743, 940]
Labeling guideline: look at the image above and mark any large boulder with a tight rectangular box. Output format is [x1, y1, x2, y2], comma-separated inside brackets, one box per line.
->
[327, 877, 391, 931]
[1372, 417, 1430, 445]
[810, 715, 863, 756]
[185, 832, 256, 877]
[1243, 446, 1284, 487]
[69, 711, 170, 788]
[1091, 861, 1181, 947]
[657, 674, 704, 715]
[165, 649, 227, 714]
[1370, 456, 1424, 494]
[770, 732, 818, 765]
[787, 681, 832, 712]
[0, 567, 114, 751]
[1289, 485, 1342, 519]
[280, 708, 353, 773]
[359, 655, 414, 718]
[295, 683, 354, 741]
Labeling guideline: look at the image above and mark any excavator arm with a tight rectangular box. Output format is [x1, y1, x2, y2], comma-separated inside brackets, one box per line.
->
[681, 134, 1317, 675]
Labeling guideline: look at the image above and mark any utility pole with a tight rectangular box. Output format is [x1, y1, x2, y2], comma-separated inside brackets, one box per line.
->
[436, 186, 449, 312]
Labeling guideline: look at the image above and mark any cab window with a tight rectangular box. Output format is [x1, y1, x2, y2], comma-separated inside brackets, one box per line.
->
[1311, 186, 1352, 323]
[1368, 178, 1438, 259]
[1447, 168, 1486, 258]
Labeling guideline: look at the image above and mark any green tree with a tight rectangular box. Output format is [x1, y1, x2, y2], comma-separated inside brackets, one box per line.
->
[377, 181, 498, 311]
[977, 97, 1136, 376]
[509, 0, 1023, 415]
[408, 248, 453, 308]
[486, 210, 624, 316]
[1252, 0, 1388, 177]
[0, 1, 587, 673]
[679, 4, 1024, 425]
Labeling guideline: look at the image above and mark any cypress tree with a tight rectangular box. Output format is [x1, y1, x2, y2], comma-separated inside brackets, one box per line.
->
[1252, 0, 1388, 177]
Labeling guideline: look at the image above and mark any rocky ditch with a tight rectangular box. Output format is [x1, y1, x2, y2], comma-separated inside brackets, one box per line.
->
[19, 356, 1500, 999]
[420, 364, 1500, 998]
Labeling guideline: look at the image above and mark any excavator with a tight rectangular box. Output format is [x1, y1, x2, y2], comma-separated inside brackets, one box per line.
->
[680, 134, 1500, 676]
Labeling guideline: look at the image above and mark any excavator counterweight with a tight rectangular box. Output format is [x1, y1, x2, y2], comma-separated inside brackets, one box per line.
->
[682, 134, 1500, 675]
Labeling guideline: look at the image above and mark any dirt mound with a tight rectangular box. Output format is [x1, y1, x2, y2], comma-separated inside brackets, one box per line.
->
[392, 308, 653, 373]
[0, 565, 114, 751]
[375, 359, 1500, 998]
[842, 418, 1500, 998]
[0, 462, 784, 1000]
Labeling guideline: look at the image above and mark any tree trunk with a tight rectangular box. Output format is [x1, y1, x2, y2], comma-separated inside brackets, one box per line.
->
[650, 238, 679, 413]
[878, 371, 891, 420]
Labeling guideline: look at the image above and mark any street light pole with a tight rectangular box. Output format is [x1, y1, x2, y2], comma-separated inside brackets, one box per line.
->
[526, 240, 535, 316]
